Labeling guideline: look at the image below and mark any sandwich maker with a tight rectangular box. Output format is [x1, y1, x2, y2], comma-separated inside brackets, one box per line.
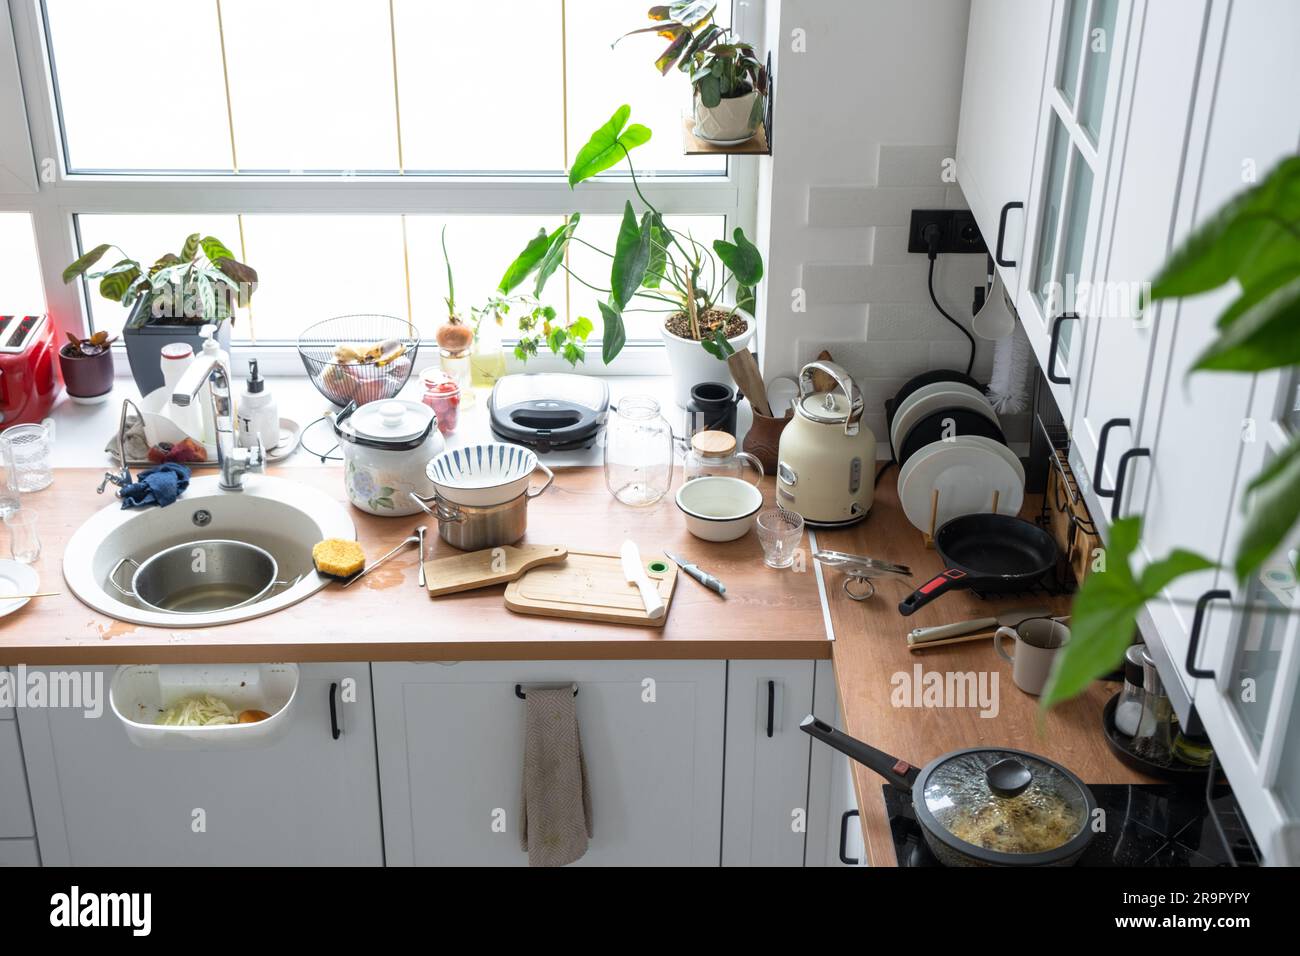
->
[488, 373, 609, 454]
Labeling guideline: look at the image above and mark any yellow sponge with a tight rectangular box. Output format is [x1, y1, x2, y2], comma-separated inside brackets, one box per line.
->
[312, 538, 366, 578]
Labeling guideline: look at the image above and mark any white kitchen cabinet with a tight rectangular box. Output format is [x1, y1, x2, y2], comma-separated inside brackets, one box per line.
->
[804, 659, 866, 866]
[0, 721, 34, 839]
[1017, 0, 1132, 420]
[373, 660, 725, 866]
[17, 663, 383, 866]
[1069, 0, 1209, 513]
[954, 0, 1054, 296]
[721, 660, 815, 866]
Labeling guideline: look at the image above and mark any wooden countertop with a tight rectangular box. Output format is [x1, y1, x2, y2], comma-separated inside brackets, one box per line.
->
[819, 478, 1154, 867]
[1, 468, 830, 665]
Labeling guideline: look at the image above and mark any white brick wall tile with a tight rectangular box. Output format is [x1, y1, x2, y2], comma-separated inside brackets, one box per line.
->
[807, 185, 945, 227]
[876, 144, 955, 187]
[800, 263, 930, 305]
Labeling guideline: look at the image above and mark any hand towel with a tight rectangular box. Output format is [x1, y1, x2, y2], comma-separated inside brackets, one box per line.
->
[519, 686, 592, 867]
[119, 462, 191, 509]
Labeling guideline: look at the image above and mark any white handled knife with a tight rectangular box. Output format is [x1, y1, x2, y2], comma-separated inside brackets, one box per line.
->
[620, 540, 666, 621]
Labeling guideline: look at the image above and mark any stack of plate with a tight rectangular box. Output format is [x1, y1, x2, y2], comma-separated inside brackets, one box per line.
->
[888, 371, 1025, 534]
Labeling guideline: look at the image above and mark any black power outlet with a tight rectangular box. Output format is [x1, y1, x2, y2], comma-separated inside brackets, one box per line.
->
[907, 209, 987, 255]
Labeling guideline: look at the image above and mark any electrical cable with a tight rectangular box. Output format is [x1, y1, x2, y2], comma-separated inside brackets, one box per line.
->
[928, 256, 977, 378]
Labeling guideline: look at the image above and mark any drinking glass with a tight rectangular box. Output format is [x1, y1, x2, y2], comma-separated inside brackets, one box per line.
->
[757, 508, 804, 569]
[2, 419, 54, 492]
[4, 509, 40, 564]
[0, 437, 18, 517]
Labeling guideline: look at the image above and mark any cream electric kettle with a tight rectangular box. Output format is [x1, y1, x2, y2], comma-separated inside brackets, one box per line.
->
[775, 361, 876, 526]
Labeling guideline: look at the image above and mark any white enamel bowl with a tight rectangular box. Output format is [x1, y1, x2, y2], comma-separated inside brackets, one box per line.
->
[426, 442, 540, 507]
[675, 476, 764, 542]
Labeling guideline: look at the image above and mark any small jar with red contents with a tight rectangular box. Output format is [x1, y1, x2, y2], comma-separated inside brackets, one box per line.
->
[420, 368, 460, 436]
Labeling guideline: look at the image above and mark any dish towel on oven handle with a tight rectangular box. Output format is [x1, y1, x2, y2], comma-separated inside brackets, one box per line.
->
[520, 685, 592, 867]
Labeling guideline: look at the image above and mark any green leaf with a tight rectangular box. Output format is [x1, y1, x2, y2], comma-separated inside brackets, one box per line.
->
[62, 244, 113, 283]
[98, 260, 141, 302]
[736, 283, 755, 315]
[669, 1, 717, 28]
[180, 233, 201, 262]
[696, 73, 722, 107]
[1039, 517, 1215, 709]
[713, 227, 763, 286]
[199, 236, 235, 263]
[1146, 157, 1300, 304]
[440, 224, 456, 313]
[700, 327, 735, 359]
[1214, 266, 1300, 329]
[1235, 435, 1300, 581]
[547, 325, 566, 355]
[680, 23, 723, 68]
[653, 26, 692, 74]
[562, 342, 585, 366]
[214, 258, 258, 306]
[569, 314, 594, 341]
[535, 213, 581, 298]
[1190, 275, 1300, 372]
[610, 203, 654, 309]
[643, 223, 668, 289]
[598, 299, 626, 364]
[498, 227, 551, 294]
[567, 105, 652, 187]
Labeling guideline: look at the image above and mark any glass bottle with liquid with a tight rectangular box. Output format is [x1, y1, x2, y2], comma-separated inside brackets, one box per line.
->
[470, 317, 507, 388]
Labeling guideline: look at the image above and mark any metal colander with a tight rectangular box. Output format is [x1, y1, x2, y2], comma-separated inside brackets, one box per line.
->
[297, 314, 420, 407]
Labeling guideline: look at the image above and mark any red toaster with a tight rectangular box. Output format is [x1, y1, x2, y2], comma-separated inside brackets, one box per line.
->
[0, 314, 61, 427]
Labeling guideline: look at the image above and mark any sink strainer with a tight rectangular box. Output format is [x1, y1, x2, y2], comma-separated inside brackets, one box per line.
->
[109, 540, 293, 614]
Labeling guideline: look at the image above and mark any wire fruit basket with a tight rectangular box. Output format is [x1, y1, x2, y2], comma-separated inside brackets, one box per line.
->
[297, 314, 420, 407]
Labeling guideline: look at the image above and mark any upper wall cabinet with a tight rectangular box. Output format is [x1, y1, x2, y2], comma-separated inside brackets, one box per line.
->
[1016, 0, 1132, 420]
[955, 0, 1054, 298]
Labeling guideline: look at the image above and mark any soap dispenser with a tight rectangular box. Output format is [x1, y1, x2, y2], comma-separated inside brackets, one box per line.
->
[196, 324, 232, 448]
[238, 358, 279, 450]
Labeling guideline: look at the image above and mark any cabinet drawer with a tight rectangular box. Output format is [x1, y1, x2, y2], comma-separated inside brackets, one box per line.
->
[0, 722, 35, 838]
[0, 839, 39, 866]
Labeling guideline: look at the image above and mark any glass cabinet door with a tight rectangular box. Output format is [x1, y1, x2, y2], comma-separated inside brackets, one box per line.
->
[1021, 0, 1128, 384]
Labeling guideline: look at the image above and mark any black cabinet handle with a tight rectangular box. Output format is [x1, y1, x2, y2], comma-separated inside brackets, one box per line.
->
[1093, 418, 1132, 498]
[1110, 447, 1150, 521]
[995, 201, 1023, 268]
[1047, 313, 1079, 385]
[839, 809, 861, 865]
[766, 680, 775, 738]
[1187, 590, 1232, 680]
[329, 682, 341, 740]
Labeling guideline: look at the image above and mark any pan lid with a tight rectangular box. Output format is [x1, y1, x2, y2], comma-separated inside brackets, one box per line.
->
[919, 748, 1091, 857]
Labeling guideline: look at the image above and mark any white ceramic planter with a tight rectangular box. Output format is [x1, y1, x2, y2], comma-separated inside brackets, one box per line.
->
[693, 90, 761, 142]
[659, 309, 755, 407]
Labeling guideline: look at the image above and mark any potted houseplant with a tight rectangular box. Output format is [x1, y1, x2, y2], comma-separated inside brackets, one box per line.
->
[615, 2, 767, 144]
[62, 233, 257, 396]
[57, 329, 116, 403]
[497, 105, 763, 404]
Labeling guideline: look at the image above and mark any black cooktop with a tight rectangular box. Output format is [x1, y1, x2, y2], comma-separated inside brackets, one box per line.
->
[884, 783, 1254, 867]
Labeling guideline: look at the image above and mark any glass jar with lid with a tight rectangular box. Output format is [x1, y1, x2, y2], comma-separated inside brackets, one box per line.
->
[683, 430, 764, 484]
[603, 395, 674, 507]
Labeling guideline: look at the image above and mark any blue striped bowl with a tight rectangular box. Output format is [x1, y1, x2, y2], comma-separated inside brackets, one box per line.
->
[425, 442, 540, 506]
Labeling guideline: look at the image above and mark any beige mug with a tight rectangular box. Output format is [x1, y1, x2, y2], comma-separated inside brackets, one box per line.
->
[994, 617, 1070, 696]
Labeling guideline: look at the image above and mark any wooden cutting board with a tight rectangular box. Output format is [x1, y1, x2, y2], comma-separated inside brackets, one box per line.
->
[504, 549, 678, 627]
[423, 544, 568, 597]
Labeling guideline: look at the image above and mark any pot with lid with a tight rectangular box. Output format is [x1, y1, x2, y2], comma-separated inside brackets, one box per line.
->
[333, 399, 446, 516]
[775, 361, 876, 526]
[801, 716, 1096, 866]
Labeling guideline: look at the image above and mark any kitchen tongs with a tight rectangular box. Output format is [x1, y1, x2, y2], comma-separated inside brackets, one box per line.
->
[813, 550, 912, 601]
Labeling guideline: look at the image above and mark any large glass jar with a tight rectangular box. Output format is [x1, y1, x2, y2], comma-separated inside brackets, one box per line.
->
[603, 395, 674, 507]
[682, 430, 764, 484]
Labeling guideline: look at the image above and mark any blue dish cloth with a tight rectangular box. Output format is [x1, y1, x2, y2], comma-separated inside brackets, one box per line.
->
[119, 462, 191, 509]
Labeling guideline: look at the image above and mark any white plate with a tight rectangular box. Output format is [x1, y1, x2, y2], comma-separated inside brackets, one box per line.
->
[897, 437, 1025, 534]
[890, 381, 997, 453]
[691, 123, 756, 147]
[958, 433, 1026, 486]
[0, 560, 39, 618]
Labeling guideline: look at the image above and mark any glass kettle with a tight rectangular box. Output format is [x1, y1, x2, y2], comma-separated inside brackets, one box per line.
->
[683, 430, 764, 484]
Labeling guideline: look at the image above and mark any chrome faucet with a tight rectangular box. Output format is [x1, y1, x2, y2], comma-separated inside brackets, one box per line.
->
[172, 357, 263, 491]
[98, 398, 142, 494]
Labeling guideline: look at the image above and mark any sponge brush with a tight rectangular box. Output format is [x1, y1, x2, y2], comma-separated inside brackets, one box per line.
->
[312, 539, 366, 579]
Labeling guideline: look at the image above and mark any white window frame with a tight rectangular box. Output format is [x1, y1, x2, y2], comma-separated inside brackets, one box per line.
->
[0, 0, 762, 377]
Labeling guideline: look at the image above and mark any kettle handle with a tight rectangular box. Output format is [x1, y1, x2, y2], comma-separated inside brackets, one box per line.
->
[797, 361, 860, 437]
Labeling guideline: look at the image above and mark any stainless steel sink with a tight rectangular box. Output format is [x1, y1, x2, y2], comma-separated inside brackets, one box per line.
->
[63, 474, 355, 627]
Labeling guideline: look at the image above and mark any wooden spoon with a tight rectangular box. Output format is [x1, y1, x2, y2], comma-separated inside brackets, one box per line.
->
[727, 350, 773, 417]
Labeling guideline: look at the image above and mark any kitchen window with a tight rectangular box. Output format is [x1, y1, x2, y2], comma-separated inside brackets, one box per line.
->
[1, 0, 758, 372]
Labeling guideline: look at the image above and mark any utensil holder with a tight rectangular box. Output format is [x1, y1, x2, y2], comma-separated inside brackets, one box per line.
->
[743, 408, 793, 473]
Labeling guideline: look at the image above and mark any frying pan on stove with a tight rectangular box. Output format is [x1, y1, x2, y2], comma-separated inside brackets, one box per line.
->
[898, 513, 1058, 616]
